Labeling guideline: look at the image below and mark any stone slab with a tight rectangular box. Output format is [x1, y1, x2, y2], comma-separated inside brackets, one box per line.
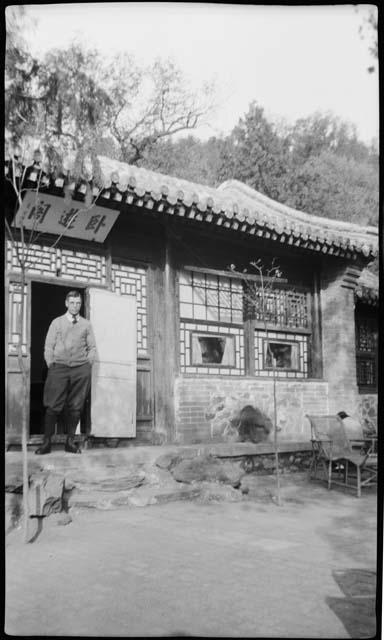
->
[171, 455, 244, 486]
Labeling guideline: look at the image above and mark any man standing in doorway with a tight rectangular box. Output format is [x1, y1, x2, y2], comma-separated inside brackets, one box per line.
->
[35, 290, 96, 454]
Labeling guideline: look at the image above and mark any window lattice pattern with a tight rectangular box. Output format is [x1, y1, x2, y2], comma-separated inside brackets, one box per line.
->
[180, 321, 245, 375]
[254, 330, 309, 378]
[112, 263, 148, 355]
[59, 248, 107, 283]
[6, 240, 107, 284]
[8, 282, 28, 355]
[356, 317, 377, 352]
[245, 286, 309, 329]
[179, 271, 243, 325]
[356, 313, 377, 388]
[356, 357, 376, 387]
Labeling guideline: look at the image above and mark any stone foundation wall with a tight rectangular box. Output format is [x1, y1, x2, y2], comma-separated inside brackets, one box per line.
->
[241, 450, 313, 474]
[174, 376, 329, 444]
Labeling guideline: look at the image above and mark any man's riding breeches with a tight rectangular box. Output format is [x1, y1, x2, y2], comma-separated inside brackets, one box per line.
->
[43, 362, 92, 415]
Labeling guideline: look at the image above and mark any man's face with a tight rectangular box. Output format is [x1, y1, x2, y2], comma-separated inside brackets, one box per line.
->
[66, 296, 82, 316]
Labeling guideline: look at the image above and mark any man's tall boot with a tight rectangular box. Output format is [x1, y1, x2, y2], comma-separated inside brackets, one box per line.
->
[35, 411, 56, 455]
[65, 412, 81, 454]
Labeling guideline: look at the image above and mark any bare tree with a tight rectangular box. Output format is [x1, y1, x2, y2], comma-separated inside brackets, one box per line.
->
[107, 56, 215, 163]
[6, 37, 216, 166]
[230, 260, 286, 506]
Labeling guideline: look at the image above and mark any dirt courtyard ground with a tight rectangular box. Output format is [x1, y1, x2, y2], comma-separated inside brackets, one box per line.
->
[5, 477, 378, 638]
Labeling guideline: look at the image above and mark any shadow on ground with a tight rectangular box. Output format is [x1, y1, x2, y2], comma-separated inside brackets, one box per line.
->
[326, 569, 377, 638]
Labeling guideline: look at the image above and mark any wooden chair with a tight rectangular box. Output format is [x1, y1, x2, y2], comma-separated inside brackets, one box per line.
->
[340, 415, 378, 456]
[306, 414, 377, 498]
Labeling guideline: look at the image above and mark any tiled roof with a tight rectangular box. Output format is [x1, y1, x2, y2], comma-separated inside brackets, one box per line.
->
[355, 268, 379, 305]
[95, 156, 378, 260]
[6, 145, 379, 260]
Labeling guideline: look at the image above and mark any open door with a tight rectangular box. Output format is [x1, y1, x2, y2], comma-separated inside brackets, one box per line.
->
[89, 288, 136, 437]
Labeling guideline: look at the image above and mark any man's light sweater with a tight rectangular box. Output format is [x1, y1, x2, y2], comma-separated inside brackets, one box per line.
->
[44, 314, 97, 367]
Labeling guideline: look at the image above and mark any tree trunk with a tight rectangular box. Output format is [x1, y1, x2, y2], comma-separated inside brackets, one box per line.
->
[272, 364, 281, 506]
[16, 266, 29, 543]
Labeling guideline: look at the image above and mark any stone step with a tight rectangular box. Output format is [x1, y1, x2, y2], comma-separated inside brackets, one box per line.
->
[6, 440, 312, 475]
[69, 483, 203, 510]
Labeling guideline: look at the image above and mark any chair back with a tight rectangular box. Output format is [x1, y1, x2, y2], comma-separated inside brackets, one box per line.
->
[307, 414, 352, 457]
[341, 416, 365, 441]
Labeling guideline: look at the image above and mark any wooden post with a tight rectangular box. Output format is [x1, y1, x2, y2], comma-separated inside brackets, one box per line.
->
[244, 318, 255, 376]
[311, 269, 323, 378]
[164, 224, 178, 441]
[150, 257, 166, 437]
[150, 223, 178, 442]
[17, 268, 30, 542]
[272, 357, 281, 506]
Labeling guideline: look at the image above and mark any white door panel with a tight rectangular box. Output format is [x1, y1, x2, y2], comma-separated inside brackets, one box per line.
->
[89, 288, 136, 437]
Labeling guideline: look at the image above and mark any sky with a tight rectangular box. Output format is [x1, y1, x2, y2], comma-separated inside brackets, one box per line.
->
[14, 3, 379, 144]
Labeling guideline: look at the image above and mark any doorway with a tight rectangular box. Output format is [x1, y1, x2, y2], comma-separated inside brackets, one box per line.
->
[29, 281, 89, 436]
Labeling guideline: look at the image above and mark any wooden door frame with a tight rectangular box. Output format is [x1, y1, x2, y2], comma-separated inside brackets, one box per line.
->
[5, 273, 94, 443]
[6, 262, 156, 444]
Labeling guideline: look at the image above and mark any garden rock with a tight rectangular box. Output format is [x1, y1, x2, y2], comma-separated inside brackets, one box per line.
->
[155, 449, 197, 470]
[171, 455, 244, 487]
[28, 472, 65, 517]
[5, 476, 23, 493]
[126, 493, 158, 508]
[197, 482, 243, 504]
[6, 493, 23, 533]
[84, 471, 146, 492]
[155, 453, 183, 470]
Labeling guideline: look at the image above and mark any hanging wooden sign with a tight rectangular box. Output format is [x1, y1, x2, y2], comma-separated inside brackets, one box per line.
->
[13, 192, 120, 243]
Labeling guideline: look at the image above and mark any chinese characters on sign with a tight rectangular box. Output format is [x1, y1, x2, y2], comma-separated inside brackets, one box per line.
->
[85, 215, 107, 234]
[13, 193, 120, 242]
[26, 202, 51, 224]
[58, 209, 79, 230]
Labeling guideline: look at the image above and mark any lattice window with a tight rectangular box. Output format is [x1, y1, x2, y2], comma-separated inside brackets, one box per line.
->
[6, 240, 107, 285]
[245, 285, 310, 329]
[356, 358, 376, 387]
[179, 270, 243, 325]
[112, 263, 148, 355]
[7, 281, 28, 355]
[356, 316, 377, 352]
[59, 248, 107, 284]
[254, 330, 309, 378]
[179, 269, 312, 377]
[179, 270, 245, 375]
[180, 321, 245, 375]
[355, 310, 378, 390]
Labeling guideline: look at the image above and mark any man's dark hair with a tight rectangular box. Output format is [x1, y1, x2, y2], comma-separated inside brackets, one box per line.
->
[66, 290, 82, 301]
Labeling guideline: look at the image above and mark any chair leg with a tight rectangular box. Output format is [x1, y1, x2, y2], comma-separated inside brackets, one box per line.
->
[357, 466, 361, 498]
[320, 459, 327, 483]
[308, 455, 317, 480]
[328, 460, 332, 490]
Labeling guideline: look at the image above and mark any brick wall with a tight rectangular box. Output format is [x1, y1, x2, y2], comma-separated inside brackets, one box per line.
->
[320, 262, 362, 415]
[174, 376, 329, 444]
